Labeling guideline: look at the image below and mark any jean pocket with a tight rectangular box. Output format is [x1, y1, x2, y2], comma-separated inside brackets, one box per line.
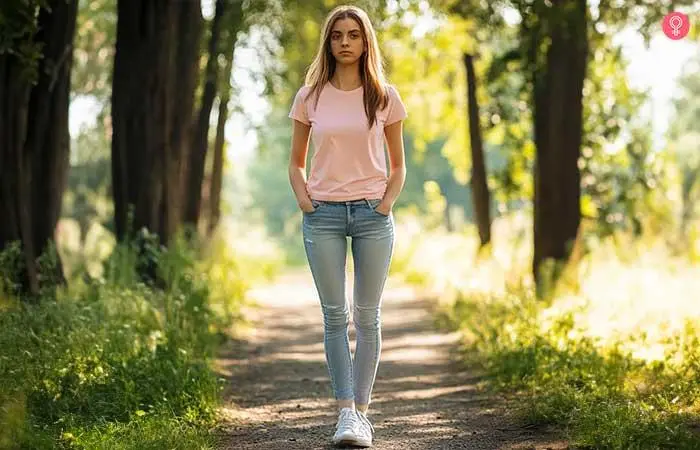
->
[368, 199, 389, 217]
[304, 199, 322, 214]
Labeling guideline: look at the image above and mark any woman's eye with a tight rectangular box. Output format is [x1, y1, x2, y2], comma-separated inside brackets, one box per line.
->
[331, 33, 360, 40]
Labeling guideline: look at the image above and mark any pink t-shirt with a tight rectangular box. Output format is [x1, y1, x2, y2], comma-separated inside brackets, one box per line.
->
[288, 81, 408, 201]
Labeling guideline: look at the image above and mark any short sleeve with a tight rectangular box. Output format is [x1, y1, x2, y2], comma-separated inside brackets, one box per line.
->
[385, 85, 407, 126]
[288, 86, 310, 125]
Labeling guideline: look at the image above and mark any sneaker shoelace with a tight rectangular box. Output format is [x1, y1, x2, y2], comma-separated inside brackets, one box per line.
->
[337, 408, 360, 433]
[356, 411, 375, 435]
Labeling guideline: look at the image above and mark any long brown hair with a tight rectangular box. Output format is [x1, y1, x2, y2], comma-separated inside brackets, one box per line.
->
[304, 5, 389, 128]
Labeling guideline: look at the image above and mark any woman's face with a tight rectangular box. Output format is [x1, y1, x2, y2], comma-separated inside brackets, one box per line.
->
[329, 17, 365, 65]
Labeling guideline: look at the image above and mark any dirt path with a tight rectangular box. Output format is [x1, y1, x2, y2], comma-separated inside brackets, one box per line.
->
[214, 270, 568, 449]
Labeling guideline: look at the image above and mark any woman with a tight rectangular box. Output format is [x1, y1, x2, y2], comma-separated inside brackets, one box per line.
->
[287, 4, 407, 448]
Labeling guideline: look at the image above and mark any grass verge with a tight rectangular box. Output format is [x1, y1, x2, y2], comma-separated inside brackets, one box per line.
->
[0, 231, 266, 449]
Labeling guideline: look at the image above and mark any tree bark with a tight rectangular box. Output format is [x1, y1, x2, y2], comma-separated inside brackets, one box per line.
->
[113, 0, 169, 242]
[463, 53, 491, 247]
[112, 0, 201, 245]
[0, 0, 78, 296]
[162, 2, 203, 241]
[184, 0, 227, 229]
[208, 7, 243, 235]
[531, 0, 588, 288]
[0, 57, 37, 294]
[208, 94, 228, 235]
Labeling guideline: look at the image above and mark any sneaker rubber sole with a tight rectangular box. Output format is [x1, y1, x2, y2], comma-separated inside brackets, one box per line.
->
[333, 433, 371, 447]
[332, 430, 359, 446]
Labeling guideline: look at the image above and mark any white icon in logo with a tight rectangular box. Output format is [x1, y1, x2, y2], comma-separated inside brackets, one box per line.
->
[669, 15, 684, 36]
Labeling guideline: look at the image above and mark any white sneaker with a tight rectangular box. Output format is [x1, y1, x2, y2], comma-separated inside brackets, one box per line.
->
[353, 410, 374, 447]
[332, 407, 360, 446]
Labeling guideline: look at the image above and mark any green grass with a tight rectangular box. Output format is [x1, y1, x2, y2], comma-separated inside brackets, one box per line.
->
[0, 232, 256, 449]
[387, 212, 700, 449]
[439, 288, 700, 449]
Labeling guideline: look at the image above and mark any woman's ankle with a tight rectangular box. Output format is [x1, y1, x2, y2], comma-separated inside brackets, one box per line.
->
[337, 399, 354, 410]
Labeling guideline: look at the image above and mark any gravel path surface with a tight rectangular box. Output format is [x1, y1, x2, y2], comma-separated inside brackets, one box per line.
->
[214, 270, 568, 449]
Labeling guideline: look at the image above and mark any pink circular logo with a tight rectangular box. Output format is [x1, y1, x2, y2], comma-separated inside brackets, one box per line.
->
[662, 12, 690, 40]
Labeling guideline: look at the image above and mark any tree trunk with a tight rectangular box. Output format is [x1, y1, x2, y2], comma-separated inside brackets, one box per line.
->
[531, 0, 588, 289]
[208, 94, 228, 235]
[463, 53, 491, 247]
[162, 2, 203, 241]
[0, 52, 36, 294]
[208, 11, 242, 235]
[0, 0, 78, 296]
[184, 0, 227, 230]
[112, 0, 201, 245]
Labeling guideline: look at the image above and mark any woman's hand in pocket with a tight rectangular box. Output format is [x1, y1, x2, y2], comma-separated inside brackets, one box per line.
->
[374, 201, 391, 216]
[299, 198, 316, 213]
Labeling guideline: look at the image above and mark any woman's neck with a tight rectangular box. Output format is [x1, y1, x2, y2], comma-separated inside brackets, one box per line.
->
[331, 64, 362, 91]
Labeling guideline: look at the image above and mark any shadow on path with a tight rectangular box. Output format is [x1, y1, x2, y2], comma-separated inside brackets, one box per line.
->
[214, 270, 567, 450]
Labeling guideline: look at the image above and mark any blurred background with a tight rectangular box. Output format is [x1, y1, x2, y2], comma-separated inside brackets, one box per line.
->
[2, 0, 700, 447]
[64, 0, 700, 271]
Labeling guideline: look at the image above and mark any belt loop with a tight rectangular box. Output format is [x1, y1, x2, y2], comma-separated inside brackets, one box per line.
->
[364, 198, 372, 208]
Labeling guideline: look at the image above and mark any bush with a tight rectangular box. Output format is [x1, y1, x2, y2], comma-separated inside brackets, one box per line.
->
[0, 231, 255, 449]
[439, 282, 700, 449]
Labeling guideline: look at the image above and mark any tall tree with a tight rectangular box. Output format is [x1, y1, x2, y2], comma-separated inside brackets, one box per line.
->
[207, 94, 228, 236]
[525, 0, 588, 287]
[207, 2, 245, 235]
[111, 0, 202, 244]
[183, 0, 228, 230]
[0, 0, 78, 296]
[463, 53, 491, 247]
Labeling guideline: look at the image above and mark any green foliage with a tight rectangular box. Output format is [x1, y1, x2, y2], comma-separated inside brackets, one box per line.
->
[468, 4, 669, 236]
[437, 1, 698, 237]
[0, 241, 24, 296]
[482, 31, 534, 208]
[0, 0, 47, 83]
[383, 14, 476, 172]
[0, 233, 252, 449]
[595, 0, 700, 42]
[577, 31, 669, 239]
[441, 287, 700, 449]
[71, 0, 117, 100]
[59, 412, 213, 450]
[667, 54, 700, 240]
[0, 239, 65, 300]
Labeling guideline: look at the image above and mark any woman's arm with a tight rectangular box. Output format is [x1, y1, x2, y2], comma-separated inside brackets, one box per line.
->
[288, 119, 315, 212]
[377, 120, 407, 215]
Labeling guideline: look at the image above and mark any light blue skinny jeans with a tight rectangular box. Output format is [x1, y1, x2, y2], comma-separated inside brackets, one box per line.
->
[302, 197, 394, 406]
